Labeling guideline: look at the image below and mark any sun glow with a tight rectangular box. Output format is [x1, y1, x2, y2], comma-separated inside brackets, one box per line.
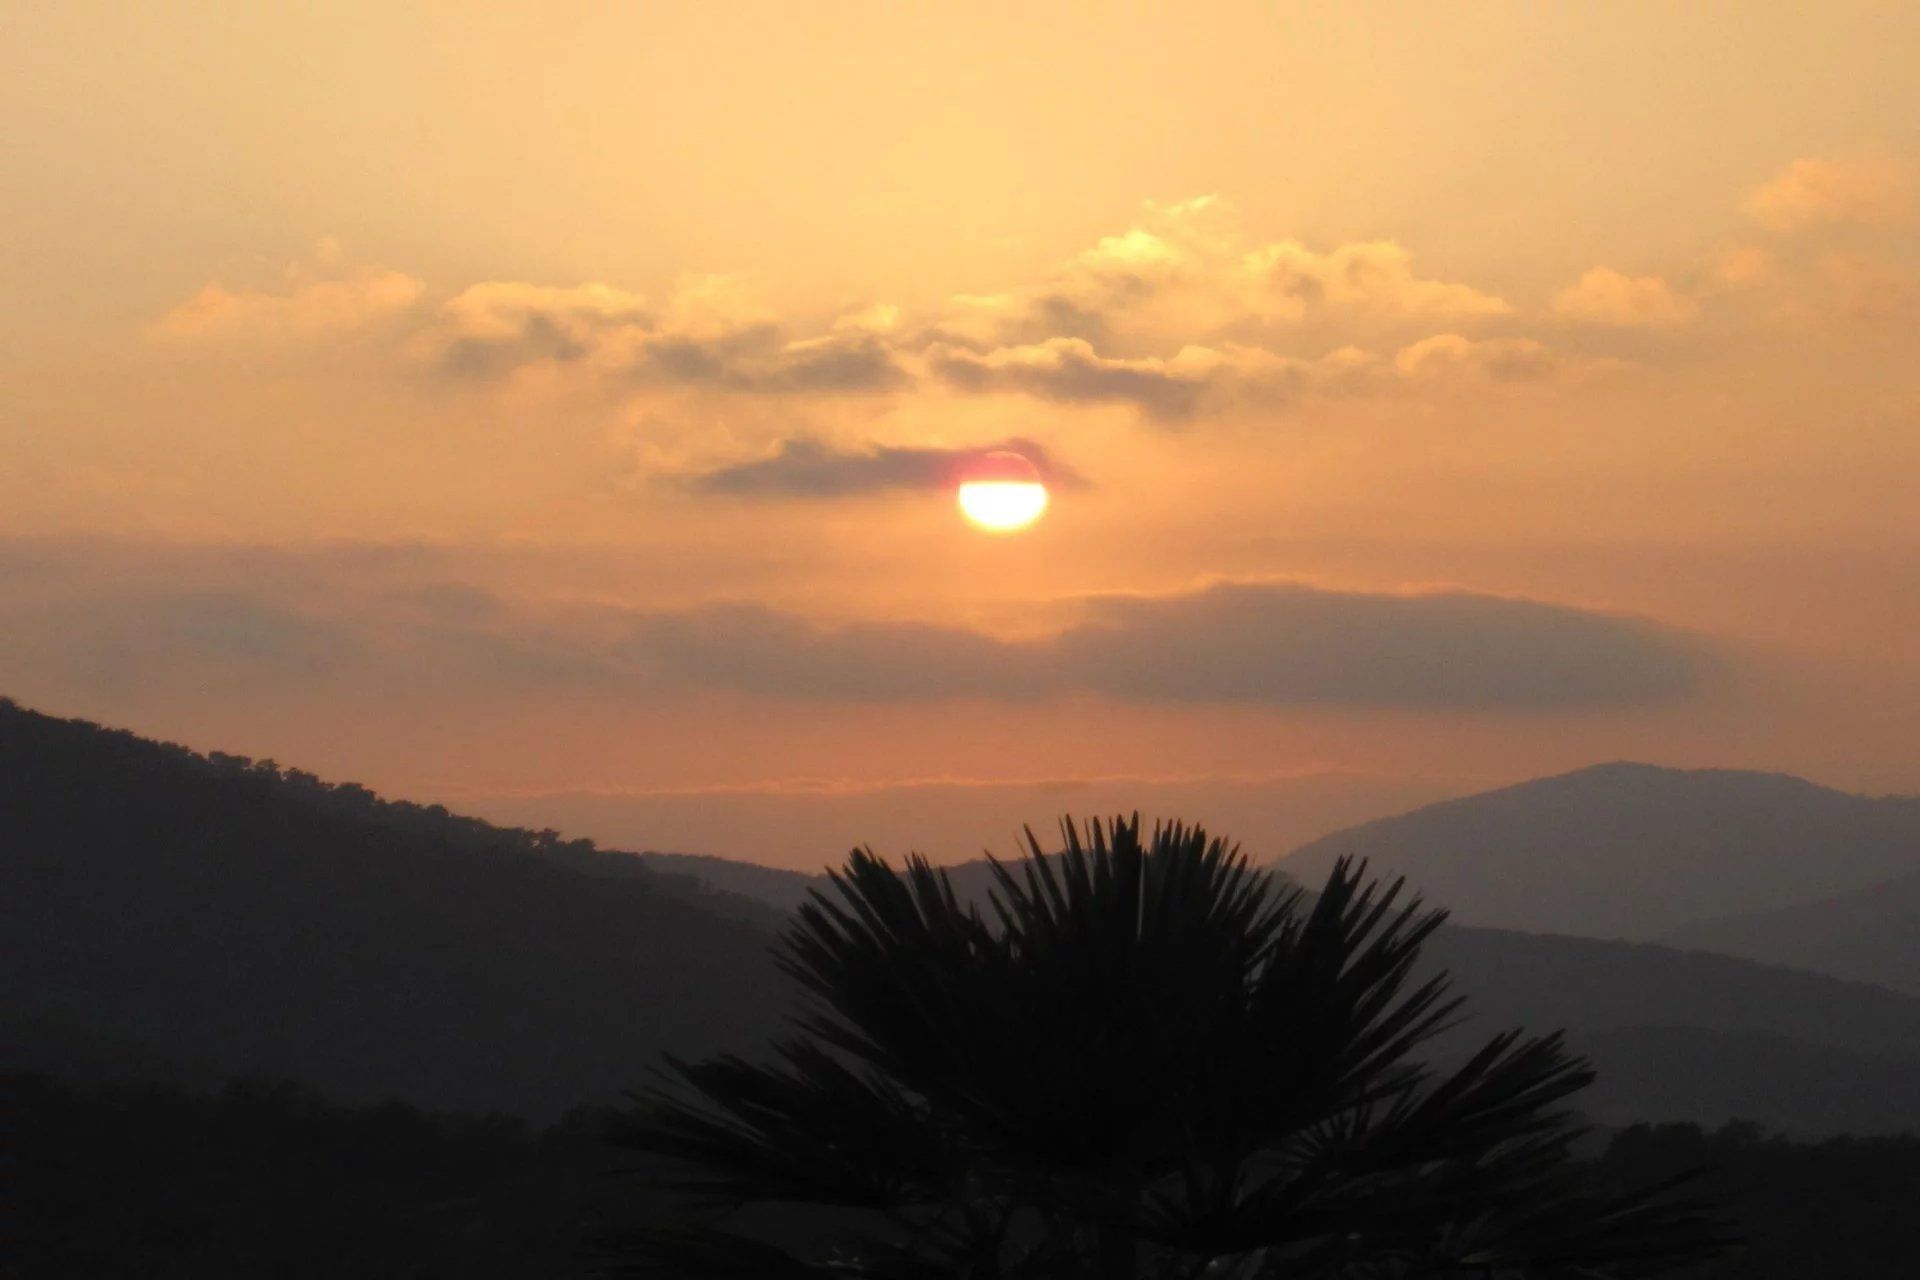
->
[958, 480, 1049, 532]
[956, 450, 1050, 532]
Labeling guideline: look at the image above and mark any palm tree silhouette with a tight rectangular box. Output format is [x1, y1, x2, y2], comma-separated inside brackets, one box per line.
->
[609, 815, 1726, 1278]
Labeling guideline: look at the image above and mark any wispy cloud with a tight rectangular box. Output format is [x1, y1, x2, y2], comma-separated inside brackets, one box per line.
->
[1553, 268, 1699, 328]
[682, 437, 1088, 498]
[150, 241, 423, 341]
[1744, 153, 1914, 232]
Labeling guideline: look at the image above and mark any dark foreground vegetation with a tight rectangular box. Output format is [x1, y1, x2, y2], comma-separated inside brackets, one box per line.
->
[12, 1070, 1920, 1279]
[617, 820, 1726, 1276]
[10, 1071, 611, 1279]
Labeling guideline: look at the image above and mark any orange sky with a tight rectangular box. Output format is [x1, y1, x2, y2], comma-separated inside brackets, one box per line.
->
[3, 2, 1916, 866]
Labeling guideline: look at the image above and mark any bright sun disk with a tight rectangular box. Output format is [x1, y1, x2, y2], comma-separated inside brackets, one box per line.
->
[958, 479, 1049, 532]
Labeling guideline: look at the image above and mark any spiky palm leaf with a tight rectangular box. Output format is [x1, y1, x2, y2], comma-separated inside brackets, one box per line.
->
[609, 815, 1729, 1278]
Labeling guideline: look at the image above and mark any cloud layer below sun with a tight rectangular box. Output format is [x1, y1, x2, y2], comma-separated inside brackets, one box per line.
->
[0, 537, 1712, 712]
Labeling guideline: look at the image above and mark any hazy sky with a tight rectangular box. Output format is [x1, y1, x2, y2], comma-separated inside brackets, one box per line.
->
[4, 2, 1916, 866]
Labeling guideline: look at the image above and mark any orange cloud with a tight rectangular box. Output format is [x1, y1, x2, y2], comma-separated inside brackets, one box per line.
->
[143, 203, 1631, 429]
[1240, 239, 1513, 324]
[1391, 335, 1563, 383]
[1552, 268, 1699, 327]
[151, 242, 423, 340]
[1744, 153, 1914, 232]
[428, 278, 907, 392]
[936, 200, 1512, 351]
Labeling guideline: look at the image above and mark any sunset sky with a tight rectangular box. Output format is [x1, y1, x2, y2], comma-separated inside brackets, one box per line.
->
[4, 2, 1916, 865]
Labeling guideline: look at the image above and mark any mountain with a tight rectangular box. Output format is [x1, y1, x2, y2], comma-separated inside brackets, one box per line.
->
[638, 850, 824, 913]
[1281, 762, 1920, 941]
[1568, 1027, 1920, 1134]
[0, 698, 789, 1118]
[9, 700, 1920, 1132]
[1662, 866, 1920, 996]
[1417, 923, 1920, 1066]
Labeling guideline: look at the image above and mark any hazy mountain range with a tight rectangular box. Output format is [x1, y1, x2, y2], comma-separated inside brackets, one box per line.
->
[1282, 762, 1920, 955]
[1661, 865, 1920, 996]
[647, 763, 1920, 1000]
[5, 698, 1918, 1132]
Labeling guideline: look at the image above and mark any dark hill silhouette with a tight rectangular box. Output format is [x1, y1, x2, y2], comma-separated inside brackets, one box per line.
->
[1412, 923, 1920, 1055]
[1662, 865, 1920, 996]
[8, 700, 1920, 1131]
[1281, 761, 1920, 941]
[0, 698, 787, 1117]
[1570, 1027, 1920, 1134]
[636, 850, 824, 913]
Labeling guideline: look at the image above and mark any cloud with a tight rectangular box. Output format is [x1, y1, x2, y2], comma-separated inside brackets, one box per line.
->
[931, 199, 1512, 354]
[1240, 239, 1513, 324]
[1744, 154, 1914, 232]
[152, 244, 424, 340]
[1708, 242, 1915, 326]
[4, 590, 359, 695]
[0, 540, 1717, 713]
[926, 332, 1581, 420]
[431, 278, 907, 392]
[620, 581, 1714, 710]
[926, 338, 1233, 421]
[683, 437, 1088, 498]
[147, 201, 1617, 427]
[435, 281, 648, 375]
[1552, 268, 1699, 327]
[624, 606, 1039, 701]
[1389, 334, 1563, 383]
[641, 330, 908, 393]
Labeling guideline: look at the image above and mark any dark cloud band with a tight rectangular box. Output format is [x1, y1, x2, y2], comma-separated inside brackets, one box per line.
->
[0, 545, 1717, 713]
[622, 581, 1714, 709]
[682, 437, 1088, 499]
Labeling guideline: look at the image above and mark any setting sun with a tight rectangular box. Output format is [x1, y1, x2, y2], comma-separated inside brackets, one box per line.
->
[957, 451, 1049, 532]
[958, 480, 1048, 532]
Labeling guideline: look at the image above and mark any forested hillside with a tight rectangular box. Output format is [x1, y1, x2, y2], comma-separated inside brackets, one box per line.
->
[1, 699, 787, 1117]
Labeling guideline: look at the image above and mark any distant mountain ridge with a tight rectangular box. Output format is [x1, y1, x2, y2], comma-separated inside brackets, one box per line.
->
[637, 850, 824, 913]
[1663, 865, 1920, 996]
[1281, 761, 1920, 942]
[7, 699, 1920, 1132]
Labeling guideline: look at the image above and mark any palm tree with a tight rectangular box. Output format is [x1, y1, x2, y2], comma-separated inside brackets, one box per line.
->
[608, 815, 1727, 1278]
